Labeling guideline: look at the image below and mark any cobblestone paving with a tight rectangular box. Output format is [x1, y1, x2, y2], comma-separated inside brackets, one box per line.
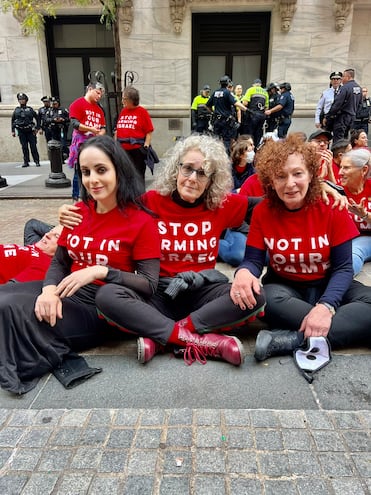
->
[0, 408, 370, 495]
[0, 199, 67, 245]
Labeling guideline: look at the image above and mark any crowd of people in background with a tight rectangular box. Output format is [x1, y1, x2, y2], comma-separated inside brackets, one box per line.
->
[4, 67, 371, 394]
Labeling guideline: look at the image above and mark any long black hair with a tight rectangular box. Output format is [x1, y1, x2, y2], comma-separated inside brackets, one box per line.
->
[76, 135, 146, 211]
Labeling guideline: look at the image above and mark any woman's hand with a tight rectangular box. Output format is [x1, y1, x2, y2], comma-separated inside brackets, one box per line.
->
[58, 204, 83, 229]
[56, 266, 109, 298]
[348, 197, 368, 221]
[230, 268, 261, 310]
[299, 304, 332, 339]
[34, 286, 62, 327]
[320, 182, 348, 210]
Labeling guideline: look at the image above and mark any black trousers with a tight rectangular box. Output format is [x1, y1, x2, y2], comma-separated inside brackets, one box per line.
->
[263, 279, 371, 349]
[96, 280, 266, 346]
[18, 130, 40, 164]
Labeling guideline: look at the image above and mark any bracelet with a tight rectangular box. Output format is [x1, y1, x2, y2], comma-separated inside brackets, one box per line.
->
[361, 212, 368, 221]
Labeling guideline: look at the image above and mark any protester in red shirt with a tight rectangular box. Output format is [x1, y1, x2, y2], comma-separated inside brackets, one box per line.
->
[232, 134, 371, 361]
[115, 86, 154, 186]
[0, 225, 62, 284]
[0, 136, 160, 394]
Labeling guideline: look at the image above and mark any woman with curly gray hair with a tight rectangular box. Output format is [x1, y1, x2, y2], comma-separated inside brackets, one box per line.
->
[60, 133, 266, 367]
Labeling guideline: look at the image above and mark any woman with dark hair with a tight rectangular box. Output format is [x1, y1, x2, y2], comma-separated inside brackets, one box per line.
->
[114, 86, 155, 185]
[231, 134, 371, 361]
[0, 135, 160, 394]
[350, 128, 369, 150]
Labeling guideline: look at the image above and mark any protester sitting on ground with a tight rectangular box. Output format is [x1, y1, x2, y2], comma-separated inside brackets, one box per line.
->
[0, 225, 62, 285]
[308, 129, 336, 183]
[231, 134, 371, 363]
[338, 148, 371, 275]
[59, 134, 267, 367]
[330, 139, 352, 184]
[230, 136, 255, 192]
[218, 136, 256, 266]
[0, 135, 161, 395]
[350, 128, 369, 151]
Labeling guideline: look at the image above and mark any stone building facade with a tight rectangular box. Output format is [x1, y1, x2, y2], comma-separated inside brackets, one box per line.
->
[0, 0, 370, 162]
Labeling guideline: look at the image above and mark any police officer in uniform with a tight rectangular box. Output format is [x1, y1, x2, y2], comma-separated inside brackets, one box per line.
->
[324, 68, 362, 143]
[45, 97, 70, 159]
[191, 85, 211, 134]
[38, 96, 52, 143]
[11, 93, 41, 167]
[265, 82, 295, 139]
[265, 82, 281, 133]
[206, 75, 247, 153]
[241, 78, 269, 148]
[353, 87, 371, 134]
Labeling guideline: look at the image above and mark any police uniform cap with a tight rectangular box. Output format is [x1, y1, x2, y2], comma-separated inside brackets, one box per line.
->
[308, 129, 333, 142]
[41, 95, 50, 102]
[202, 85, 211, 91]
[51, 96, 60, 104]
[17, 92, 28, 100]
[330, 71, 343, 79]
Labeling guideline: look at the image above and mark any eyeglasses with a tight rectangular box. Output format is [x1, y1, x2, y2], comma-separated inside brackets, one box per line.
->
[331, 77, 341, 80]
[179, 163, 211, 181]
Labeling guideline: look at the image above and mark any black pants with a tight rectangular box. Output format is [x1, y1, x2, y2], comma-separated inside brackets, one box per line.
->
[244, 112, 266, 148]
[18, 130, 40, 165]
[96, 279, 266, 346]
[332, 113, 354, 143]
[263, 279, 371, 349]
[126, 147, 147, 186]
[0, 281, 110, 394]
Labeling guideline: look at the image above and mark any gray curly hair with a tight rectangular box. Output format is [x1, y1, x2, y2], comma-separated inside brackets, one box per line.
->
[154, 134, 233, 209]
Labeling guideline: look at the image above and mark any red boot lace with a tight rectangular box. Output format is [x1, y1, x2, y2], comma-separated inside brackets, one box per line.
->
[183, 339, 220, 366]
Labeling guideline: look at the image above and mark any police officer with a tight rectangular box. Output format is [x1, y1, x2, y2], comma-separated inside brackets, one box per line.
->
[11, 93, 41, 167]
[241, 78, 269, 148]
[353, 87, 371, 134]
[324, 68, 362, 143]
[265, 82, 281, 132]
[265, 82, 295, 139]
[45, 97, 70, 159]
[191, 85, 211, 134]
[206, 75, 246, 153]
[38, 96, 52, 143]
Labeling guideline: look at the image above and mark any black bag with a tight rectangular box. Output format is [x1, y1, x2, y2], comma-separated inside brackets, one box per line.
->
[144, 145, 159, 174]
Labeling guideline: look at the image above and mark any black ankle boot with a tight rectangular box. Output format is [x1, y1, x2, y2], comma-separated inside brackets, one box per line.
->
[254, 330, 303, 361]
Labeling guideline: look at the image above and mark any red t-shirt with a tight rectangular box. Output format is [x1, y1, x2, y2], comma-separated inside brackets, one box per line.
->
[344, 179, 371, 234]
[247, 199, 359, 282]
[58, 201, 160, 284]
[143, 190, 247, 277]
[69, 97, 106, 135]
[116, 106, 154, 150]
[0, 244, 51, 284]
[239, 173, 264, 197]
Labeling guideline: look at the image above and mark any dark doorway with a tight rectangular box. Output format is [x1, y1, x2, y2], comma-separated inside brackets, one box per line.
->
[192, 12, 271, 96]
[44, 16, 116, 134]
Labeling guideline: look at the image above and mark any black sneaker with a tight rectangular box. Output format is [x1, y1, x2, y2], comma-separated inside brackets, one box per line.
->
[35, 162, 40, 167]
[22, 163, 29, 168]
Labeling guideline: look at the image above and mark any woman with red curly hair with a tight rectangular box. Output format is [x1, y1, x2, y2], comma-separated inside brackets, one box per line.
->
[231, 133, 371, 359]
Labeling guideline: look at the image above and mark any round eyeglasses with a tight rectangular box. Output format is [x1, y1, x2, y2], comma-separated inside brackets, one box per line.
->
[179, 163, 212, 182]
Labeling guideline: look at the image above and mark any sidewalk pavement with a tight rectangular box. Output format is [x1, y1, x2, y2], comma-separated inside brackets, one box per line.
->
[0, 160, 370, 495]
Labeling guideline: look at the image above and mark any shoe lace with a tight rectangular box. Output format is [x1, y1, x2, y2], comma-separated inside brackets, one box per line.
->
[183, 342, 208, 366]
